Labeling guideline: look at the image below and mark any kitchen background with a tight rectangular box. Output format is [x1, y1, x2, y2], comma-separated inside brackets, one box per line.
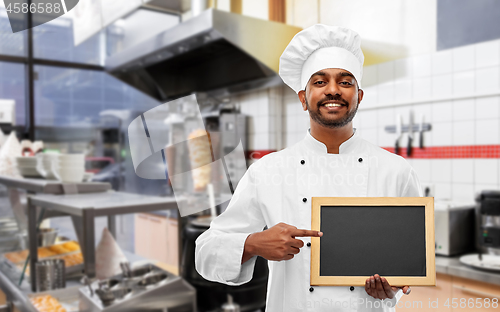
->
[1, 0, 500, 311]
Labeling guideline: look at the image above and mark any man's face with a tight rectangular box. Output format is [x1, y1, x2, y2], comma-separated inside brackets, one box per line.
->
[298, 68, 364, 129]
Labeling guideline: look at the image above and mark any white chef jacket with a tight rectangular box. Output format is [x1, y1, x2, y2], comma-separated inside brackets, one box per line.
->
[196, 129, 423, 312]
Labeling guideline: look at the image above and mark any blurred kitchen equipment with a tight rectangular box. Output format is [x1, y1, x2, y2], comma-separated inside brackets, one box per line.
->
[475, 190, 500, 256]
[16, 156, 42, 178]
[395, 114, 402, 155]
[36, 259, 66, 291]
[434, 200, 475, 256]
[105, 9, 301, 102]
[407, 110, 414, 157]
[37, 228, 58, 247]
[459, 254, 500, 272]
[418, 114, 425, 149]
[79, 264, 196, 311]
[384, 114, 431, 152]
[52, 154, 85, 183]
[36, 152, 58, 179]
[182, 217, 267, 311]
[222, 294, 241, 312]
[191, 0, 208, 16]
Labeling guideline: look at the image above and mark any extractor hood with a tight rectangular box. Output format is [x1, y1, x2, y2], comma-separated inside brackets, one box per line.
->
[105, 8, 301, 101]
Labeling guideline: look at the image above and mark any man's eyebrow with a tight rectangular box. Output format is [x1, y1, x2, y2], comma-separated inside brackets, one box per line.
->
[339, 72, 355, 79]
[311, 71, 326, 78]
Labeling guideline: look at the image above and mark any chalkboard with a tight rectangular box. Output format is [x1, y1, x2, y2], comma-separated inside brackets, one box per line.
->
[311, 197, 435, 287]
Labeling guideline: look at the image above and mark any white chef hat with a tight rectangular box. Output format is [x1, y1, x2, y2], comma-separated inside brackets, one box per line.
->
[279, 24, 364, 93]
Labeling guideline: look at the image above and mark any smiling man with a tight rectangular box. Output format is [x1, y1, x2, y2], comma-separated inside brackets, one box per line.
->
[196, 25, 422, 312]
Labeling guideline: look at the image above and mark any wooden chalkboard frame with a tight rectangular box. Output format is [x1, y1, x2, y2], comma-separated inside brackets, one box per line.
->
[311, 197, 435, 286]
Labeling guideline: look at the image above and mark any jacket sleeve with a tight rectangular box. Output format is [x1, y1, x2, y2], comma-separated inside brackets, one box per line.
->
[401, 167, 423, 197]
[195, 164, 266, 286]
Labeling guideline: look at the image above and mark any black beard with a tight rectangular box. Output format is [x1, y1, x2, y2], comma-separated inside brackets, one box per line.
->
[306, 94, 358, 129]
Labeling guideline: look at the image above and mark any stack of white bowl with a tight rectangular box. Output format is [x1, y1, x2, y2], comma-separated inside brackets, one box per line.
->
[36, 153, 59, 179]
[52, 154, 86, 183]
[16, 156, 42, 178]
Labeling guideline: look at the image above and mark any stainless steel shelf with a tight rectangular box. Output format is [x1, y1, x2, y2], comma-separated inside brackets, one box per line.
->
[27, 192, 184, 291]
[0, 175, 111, 194]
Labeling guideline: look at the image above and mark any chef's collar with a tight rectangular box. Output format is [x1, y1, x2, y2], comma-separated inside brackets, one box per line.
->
[304, 128, 359, 154]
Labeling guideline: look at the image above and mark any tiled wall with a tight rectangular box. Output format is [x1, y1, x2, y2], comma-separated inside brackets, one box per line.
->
[236, 38, 500, 203]
[355, 38, 500, 202]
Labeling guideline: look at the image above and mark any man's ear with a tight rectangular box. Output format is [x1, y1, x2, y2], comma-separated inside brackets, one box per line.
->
[298, 90, 307, 111]
[357, 88, 364, 104]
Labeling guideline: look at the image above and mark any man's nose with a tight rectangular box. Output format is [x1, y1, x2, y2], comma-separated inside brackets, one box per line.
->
[324, 82, 341, 96]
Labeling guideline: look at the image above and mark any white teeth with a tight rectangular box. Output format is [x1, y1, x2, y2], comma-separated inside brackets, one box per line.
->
[324, 103, 342, 107]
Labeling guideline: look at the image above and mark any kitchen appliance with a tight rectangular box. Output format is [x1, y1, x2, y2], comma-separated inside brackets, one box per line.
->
[435, 200, 475, 256]
[475, 190, 500, 255]
[79, 264, 196, 311]
[182, 217, 267, 312]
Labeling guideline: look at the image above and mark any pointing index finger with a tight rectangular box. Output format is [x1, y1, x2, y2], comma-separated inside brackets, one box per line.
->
[292, 229, 323, 237]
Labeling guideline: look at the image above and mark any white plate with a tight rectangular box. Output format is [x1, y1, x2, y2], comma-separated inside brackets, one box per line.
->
[459, 254, 500, 272]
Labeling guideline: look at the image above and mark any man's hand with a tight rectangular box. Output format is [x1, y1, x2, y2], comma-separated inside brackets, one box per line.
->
[365, 274, 410, 300]
[242, 222, 323, 263]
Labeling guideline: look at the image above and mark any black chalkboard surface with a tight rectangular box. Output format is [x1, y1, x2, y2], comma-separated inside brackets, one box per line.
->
[311, 197, 435, 287]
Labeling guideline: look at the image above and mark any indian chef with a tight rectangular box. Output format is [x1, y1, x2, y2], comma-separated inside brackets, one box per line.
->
[195, 24, 421, 312]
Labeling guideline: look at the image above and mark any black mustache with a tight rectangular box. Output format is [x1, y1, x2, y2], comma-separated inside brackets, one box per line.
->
[317, 95, 349, 106]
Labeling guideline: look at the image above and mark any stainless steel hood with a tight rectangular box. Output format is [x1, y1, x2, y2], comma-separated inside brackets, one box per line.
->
[105, 8, 301, 101]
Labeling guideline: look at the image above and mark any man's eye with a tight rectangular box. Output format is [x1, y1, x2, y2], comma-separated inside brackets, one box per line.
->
[314, 81, 325, 85]
[340, 81, 352, 85]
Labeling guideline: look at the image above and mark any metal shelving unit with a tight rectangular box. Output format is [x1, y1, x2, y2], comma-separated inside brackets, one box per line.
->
[27, 191, 183, 291]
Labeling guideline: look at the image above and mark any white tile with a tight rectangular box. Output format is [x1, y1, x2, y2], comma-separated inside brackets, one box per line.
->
[452, 120, 475, 145]
[255, 116, 269, 134]
[254, 132, 269, 150]
[475, 40, 500, 68]
[432, 122, 453, 146]
[475, 96, 500, 120]
[362, 65, 378, 87]
[412, 54, 432, 78]
[452, 45, 475, 72]
[452, 99, 475, 121]
[377, 82, 395, 105]
[431, 159, 452, 183]
[377, 61, 395, 83]
[376, 107, 395, 129]
[394, 58, 413, 80]
[451, 183, 475, 201]
[285, 113, 295, 133]
[412, 77, 432, 101]
[412, 160, 431, 182]
[452, 159, 474, 183]
[431, 101, 453, 123]
[431, 49, 453, 75]
[431, 74, 453, 98]
[475, 67, 500, 94]
[474, 184, 498, 198]
[475, 159, 498, 185]
[360, 86, 378, 107]
[394, 79, 412, 102]
[357, 110, 377, 128]
[453, 71, 475, 97]
[435, 183, 452, 200]
[476, 119, 500, 145]
[377, 126, 395, 147]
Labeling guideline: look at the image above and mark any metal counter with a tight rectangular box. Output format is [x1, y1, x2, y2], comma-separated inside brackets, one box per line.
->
[435, 255, 500, 286]
[0, 252, 147, 312]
